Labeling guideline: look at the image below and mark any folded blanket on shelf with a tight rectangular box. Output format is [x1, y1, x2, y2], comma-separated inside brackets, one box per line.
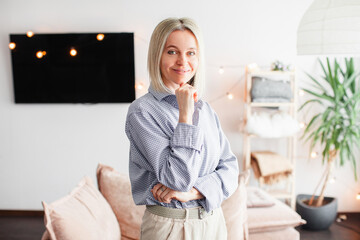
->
[252, 97, 290, 103]
[251, 151, 292, 184]
[251, 77, 292, 101]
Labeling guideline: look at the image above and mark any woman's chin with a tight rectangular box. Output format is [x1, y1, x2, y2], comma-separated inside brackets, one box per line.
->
[179, 78, 192, 85]
[164, 78, 192, 91]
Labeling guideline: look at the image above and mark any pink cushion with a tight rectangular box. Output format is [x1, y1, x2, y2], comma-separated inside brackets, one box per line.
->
[247, 187, 305, 233]
[221, 170, 250, 240]
[249, 227, 299, 240]
[41, 230, 51, 240]
[97, 163, 145, 240]
[247, 187, 275, 208]
[121, 237, 136, 240]
[42, 176, 120, 240]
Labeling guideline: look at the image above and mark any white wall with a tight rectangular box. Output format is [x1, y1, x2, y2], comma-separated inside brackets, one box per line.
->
[0, 0, 359, 211]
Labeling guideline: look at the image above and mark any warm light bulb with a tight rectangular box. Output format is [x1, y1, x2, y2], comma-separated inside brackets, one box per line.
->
[248, 63, 259, 71]
[299, 90, 305, 96]
[227, 92, 234, 100]
[27, 31, 34, 38]
[219, 66, 224, 74]
[97, 34, 105, 41]
[36, 51, 44, 59]
[310, 151, 318, 158]
[356, 193, 360, 200]
[135, 82, 144, 90]
[299, 122, 306, 129]
[329, 177, 336, 184]
[70, 48, 77, 56]
[9, 42, 16, 50]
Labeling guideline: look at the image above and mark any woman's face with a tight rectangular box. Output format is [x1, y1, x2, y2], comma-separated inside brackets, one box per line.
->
[160, 29, 199, 91]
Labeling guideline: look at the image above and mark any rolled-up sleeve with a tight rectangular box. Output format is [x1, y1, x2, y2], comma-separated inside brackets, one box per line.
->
[171, 123, 203, 151]
[126, 110, 204, 192]
[194, 114, 239, 212]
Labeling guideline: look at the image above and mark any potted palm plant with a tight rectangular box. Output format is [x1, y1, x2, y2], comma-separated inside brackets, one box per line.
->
[296, 57, 360, 230]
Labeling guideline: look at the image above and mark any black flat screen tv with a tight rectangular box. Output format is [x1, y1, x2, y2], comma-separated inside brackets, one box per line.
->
[9, 32, 135, 103]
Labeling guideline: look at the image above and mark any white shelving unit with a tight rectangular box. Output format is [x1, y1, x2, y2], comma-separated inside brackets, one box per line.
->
[242, 68, 298, 209]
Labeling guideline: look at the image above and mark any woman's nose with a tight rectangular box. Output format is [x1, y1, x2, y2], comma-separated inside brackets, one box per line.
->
[176, 53, 186, 65]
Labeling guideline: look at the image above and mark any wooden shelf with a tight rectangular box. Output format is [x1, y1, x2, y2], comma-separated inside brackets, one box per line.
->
[241, 131, 296, 139]
[249, 102, 294, 107]
[248, 70, 295, 76]
[243, 67, 298, 209]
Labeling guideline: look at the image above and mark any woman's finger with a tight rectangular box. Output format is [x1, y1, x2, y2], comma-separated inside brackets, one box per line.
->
[151, 183, 163, 201]
[156, 185, 166, 198]
[153, 184, 168, 201]
[175, 84, 197, 104]
[163, 190, 176, 203]
[177, 83, 195, 92]
[152, 183, 162, 193]
[159, 188, 171, 202]
[194, 92, 198, 102]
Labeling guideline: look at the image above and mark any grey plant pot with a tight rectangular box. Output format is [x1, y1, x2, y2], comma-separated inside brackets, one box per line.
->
[296, 194, 337, 230]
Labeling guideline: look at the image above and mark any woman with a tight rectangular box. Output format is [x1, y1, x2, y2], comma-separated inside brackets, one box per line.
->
[125, 17, 239, 239]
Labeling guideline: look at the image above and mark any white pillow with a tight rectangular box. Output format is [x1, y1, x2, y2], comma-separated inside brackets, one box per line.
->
[247, 111, 299, 138]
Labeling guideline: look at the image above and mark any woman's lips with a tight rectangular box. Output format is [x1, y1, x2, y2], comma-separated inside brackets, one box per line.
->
[173, 69, 190, 74]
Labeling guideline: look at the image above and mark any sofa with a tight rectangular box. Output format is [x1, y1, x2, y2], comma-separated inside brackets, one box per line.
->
[41, 163, 305, 240]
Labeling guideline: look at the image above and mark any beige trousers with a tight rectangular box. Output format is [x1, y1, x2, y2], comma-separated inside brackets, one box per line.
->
[140, 207, 227, 240]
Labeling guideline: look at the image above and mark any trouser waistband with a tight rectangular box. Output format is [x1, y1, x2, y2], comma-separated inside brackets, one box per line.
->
[146, 205, 214, 220]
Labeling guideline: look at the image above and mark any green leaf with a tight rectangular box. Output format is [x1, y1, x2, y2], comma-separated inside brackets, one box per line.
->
[318, 58, 329, 83]
[322, 107, 332, 122]
[303, 113, 322, 137]
[326, 58, 336, 93]
[339, 144, 345, 165]
[344, 72, 360, 91]
[305, 72, 328, 92]
[323, 140, 330, 163]
[303, 89, 335, 103]
[298, 99, 323, 111]
[334, 59, 341, 87]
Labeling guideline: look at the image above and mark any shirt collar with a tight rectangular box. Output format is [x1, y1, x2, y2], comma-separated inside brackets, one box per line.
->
[148, 84, 173, 101]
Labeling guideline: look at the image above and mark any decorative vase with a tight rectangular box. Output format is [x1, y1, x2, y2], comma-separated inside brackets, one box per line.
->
[296, 194, 337, 230]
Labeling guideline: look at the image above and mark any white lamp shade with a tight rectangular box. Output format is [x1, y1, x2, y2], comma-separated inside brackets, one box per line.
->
[297, 0, 360, 55]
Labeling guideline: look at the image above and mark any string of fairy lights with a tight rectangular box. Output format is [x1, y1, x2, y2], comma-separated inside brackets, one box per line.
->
[9, 31, 360, 200]
[9, 31, 106, 58]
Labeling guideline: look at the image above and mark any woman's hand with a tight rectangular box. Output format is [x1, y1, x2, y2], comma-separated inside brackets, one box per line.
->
[151, 183, 203, 203]
[175, 83, 198, 125]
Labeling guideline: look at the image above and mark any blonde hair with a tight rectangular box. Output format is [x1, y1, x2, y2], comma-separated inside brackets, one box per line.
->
[148, 17, 205, 98]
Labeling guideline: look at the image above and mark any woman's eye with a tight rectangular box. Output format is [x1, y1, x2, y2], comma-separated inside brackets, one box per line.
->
[167, 50, 176, 55]
[188, 51, 195, 56]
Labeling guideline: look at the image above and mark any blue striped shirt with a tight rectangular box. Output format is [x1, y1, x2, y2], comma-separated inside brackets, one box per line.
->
[125, 85, 239, 212]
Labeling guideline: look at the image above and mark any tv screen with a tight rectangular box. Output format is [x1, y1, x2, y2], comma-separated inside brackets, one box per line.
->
[9, 32, 135, 103]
